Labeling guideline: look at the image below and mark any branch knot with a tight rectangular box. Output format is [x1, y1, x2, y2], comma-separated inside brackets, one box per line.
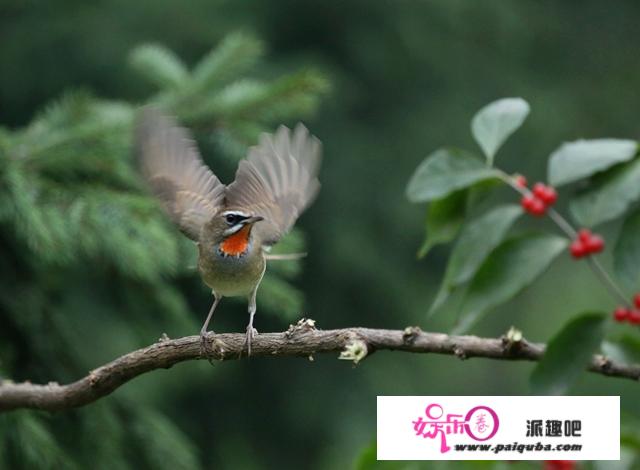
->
[453, 345, 467, 359]
[286, 318, 317, 338]
[339, 335, 368, 365]
[501, 326, 524, 354]
[402, 326, 422, 345]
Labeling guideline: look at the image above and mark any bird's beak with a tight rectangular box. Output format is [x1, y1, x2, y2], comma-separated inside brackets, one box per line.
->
[244, 216, 264, 225]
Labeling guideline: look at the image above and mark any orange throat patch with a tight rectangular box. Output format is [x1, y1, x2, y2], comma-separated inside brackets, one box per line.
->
[219, 225, 252, 256]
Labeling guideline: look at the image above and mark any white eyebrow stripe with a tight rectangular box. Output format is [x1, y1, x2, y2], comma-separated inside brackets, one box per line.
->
[221, 210, 250, 217]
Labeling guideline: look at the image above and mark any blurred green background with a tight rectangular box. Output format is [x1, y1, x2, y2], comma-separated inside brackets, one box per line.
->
[1, 1, 639, 469]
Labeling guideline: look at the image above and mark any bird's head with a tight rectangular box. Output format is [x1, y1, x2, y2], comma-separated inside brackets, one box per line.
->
[208, 210, 264, 257]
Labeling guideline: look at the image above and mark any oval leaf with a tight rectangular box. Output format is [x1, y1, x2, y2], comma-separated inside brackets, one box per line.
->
[548, 139, 637, 187]
[569, 158, 640, 227]
[427, 184, 508, 317]
[406, 148, 500, 203]
[445, 204, 523, 287]
[471, 97, 530, 165]
[613, 207, 640, 290]
[453, 233, 567, 333]
[530, 312, 606, 395]
[417, 190, 468, 258]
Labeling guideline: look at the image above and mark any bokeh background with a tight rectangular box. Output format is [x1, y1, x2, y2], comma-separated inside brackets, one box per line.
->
[1, 1, 639, 469]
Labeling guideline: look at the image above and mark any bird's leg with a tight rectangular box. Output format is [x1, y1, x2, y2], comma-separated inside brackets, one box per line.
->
[200, 293, 221, 361]
[244, 288, 259, 356]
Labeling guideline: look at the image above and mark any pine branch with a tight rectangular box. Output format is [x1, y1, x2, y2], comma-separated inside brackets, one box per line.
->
[190, 32, 264, 92]
[1, 321, 638, 413]
[128, 44, 189, 90]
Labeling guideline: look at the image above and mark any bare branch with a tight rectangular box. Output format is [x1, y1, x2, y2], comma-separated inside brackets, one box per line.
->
[1, 322, 638, 412]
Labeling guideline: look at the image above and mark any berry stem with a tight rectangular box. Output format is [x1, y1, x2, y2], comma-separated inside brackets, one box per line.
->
[496, 170, 632, 309]
[498, 171, 528, 196]
[546, 208, 576, 239]
[587, 256, 632, 308]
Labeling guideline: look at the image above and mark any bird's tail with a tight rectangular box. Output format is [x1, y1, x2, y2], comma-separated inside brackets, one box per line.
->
[264, 253, 307, 261]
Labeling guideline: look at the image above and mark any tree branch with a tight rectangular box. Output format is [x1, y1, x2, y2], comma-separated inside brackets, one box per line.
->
[1, 321, 638, 412]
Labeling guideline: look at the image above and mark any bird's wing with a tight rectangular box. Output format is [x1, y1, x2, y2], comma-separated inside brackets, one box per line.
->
[135, 107, 225, 241]
[225, 124, 322, 246]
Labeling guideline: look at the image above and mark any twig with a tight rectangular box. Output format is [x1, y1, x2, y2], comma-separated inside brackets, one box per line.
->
[498, 171, 632, 308]
[587, 256, 633, 309]
[0, 323, 638, 413]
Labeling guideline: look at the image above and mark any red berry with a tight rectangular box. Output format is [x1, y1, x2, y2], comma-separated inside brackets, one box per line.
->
[629, 310, 640, 325]
[529, 198, 546, 216]
[613, 307, 629, 322]
[514, 174, 528, 188]
[521, 194, 535, 210]
[544, 461, 576, 470]
[570, 240, 587, 258]
[533, 183, 558, 206]
[578, 228, 592, 243]
[585, 235, 605, 254]
[530, 201, 546, 216]
[634, 294, 640, 309]
[541, 187, 557, 205]
[521, 194, 546, 216]
[532, 182, 546, 198]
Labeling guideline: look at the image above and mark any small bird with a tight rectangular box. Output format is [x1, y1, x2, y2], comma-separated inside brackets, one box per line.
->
[135, 108, 321, 355]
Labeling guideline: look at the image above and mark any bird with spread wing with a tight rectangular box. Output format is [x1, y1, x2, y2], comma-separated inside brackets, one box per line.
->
[135, 108, 321, 355]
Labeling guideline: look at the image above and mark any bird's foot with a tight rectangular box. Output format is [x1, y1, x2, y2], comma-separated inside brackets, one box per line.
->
[243, 326, 259, 357]
[199, 329, 217, 365]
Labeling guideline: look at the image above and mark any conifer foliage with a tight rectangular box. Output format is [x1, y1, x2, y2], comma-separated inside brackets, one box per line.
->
[0, 33, 328, 468]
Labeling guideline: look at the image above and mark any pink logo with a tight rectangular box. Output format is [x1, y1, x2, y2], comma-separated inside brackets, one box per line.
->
[412, 403, 499, 453]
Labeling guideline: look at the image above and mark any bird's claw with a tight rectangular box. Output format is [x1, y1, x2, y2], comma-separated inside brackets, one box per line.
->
[199, 330, 217, 365]
[244, 326, 259, 356]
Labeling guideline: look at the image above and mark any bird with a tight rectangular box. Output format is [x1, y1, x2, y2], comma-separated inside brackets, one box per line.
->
[135, 108, 321, 355]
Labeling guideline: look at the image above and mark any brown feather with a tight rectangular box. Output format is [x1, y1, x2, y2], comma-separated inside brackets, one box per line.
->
[225, 124, 322, 245]
[135, 107, 225, 241]
[136, 109, 322, 248]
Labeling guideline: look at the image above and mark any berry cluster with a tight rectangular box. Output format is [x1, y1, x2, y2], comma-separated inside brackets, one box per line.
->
[512, 173, 636, 333]
[569, 229, 605, 259]
[519, 181, 557, 217]
[513, 176, 605, 259]
[612, 295, 640, 324]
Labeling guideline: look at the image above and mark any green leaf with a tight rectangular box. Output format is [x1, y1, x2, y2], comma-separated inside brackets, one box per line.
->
[570, 158, 640, 227]
[614, 207, 640, 290]
[548, 139, 637, 187]
[417, 190, 468, 258]
[453, 233, 567, 333]
[428, 205, 522, 315]
[530, 312, 606, 395]
[406, 148, 500, 203]
[471, 97, 530, 165]
[445, 204, 523, 287]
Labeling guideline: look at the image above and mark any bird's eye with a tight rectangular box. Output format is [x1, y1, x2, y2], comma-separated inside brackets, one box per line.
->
[225, 214, 238, 225]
